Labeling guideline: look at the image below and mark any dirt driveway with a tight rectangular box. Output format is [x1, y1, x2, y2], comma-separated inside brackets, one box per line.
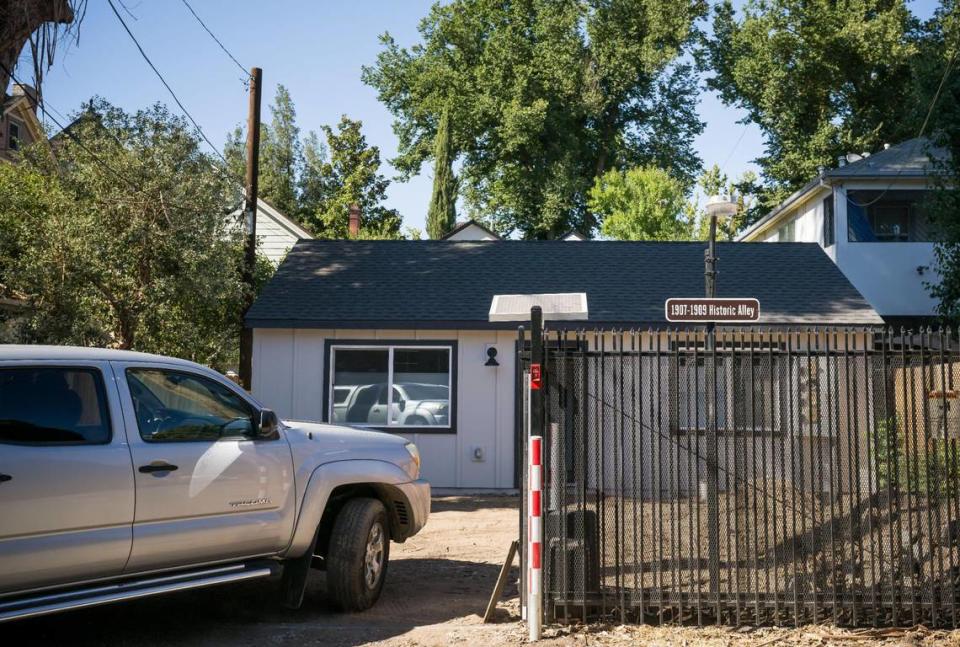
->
[3, 495, 960, 646]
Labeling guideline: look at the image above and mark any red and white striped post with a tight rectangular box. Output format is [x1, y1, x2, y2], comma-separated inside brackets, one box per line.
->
[528, 433, 543, 641]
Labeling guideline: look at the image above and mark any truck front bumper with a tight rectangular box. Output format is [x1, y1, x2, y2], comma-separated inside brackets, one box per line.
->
[394, 478, 430, 540]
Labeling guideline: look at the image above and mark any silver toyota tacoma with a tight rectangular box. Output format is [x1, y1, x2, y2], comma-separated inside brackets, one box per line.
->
[0, 346, 430, 622]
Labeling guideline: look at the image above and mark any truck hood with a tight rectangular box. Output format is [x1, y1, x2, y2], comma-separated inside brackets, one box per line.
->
[280, 419, 417, 478]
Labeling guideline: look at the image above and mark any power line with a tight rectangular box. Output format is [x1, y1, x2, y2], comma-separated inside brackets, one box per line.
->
[106, 0, 236, 175]
[2, 62, 243, 217]
[918, 42, 959, 140]
[179, 0, 250, 82]
[845, 38, 958, 211]
[720, 122, 751, 170]
[1, 62, 140, 193]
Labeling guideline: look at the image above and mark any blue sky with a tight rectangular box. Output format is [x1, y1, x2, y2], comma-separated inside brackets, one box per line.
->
[25, 0, 940, 231]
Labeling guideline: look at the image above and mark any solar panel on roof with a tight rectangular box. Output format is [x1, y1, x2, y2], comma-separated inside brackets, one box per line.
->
[488, 293, 588, 322]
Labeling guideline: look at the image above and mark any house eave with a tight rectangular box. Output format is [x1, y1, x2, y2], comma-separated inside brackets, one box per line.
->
[246, 317, 884, 330]
[737, 177, 832, 241]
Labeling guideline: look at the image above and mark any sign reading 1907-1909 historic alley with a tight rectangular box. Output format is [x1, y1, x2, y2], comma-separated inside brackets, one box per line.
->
[665, 298, 760, 323]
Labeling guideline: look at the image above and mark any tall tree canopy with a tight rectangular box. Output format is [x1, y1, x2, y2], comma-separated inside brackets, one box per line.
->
[363, 0, 707, 239]
[0, 100, 266, 367]
[919, 1, 960, 319]
[303, 116, 402, 238]
[704, 0, 926, 214]
[226, 86, 402, 239]
[258, 85, 302, 217]
[225, 84, 304, 217]
[588, 166, 693, 241]
[426, 108, 457, 239]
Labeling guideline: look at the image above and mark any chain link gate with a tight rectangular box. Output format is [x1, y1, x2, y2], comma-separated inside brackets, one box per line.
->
[519, 326, 960, 628]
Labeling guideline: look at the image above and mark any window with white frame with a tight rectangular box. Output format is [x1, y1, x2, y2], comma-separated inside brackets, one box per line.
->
[329, 344, 452, 430]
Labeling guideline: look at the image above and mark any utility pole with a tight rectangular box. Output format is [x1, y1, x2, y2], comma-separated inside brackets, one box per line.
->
[239, 67, 262, 391]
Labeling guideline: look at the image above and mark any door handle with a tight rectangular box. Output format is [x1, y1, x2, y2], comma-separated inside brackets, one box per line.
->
[138, 463, 178, 474]
[0, 473, 11, 483]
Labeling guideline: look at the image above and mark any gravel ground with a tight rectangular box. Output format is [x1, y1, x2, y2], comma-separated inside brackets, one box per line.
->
[3, 495, 960, 646]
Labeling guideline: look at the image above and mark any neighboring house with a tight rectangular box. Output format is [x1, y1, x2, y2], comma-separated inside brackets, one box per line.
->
[441, 219, 502, 241]
[0, 84, 42, 162]
[246, 240, 880, 489]
[738, 137, 950, 327]
[229, 198, 312, 266]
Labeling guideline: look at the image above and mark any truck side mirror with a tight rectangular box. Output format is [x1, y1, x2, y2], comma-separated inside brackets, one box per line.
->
[258, 409, 280, 439]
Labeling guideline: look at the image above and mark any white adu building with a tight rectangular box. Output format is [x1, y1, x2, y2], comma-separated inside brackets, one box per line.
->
[246, 240, 880, 489]
[738, 137, 950, 326]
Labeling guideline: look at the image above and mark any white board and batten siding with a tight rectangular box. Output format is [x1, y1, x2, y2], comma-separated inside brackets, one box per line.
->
[251, 328, 516, 489]
[231, 199, 312, 266]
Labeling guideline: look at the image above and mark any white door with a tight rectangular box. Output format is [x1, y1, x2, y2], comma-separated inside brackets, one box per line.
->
[114, 363, 296, 573]
[0, 362, 134, 592]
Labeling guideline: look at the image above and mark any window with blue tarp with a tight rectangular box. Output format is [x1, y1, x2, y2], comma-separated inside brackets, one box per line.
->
[846, 190, 935, 242]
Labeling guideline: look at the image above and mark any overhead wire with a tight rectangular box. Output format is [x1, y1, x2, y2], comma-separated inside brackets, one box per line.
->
[105, 0, 238, 180]
[844, 35, 959, 211]
[178, 0, 251, 83]
[2, 63, 242, 218]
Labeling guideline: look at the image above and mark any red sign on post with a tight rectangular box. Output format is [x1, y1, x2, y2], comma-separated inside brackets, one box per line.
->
[530, 363, 542, 390]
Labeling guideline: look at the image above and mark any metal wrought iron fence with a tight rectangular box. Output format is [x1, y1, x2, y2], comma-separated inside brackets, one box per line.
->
[520, 327, 960, 628]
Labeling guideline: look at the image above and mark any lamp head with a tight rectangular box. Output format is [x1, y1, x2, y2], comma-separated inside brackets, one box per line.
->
[705, 194, 738, 218]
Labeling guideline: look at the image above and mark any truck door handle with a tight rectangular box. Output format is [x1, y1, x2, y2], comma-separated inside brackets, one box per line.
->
[0, 473, 11, 483]
[138, 463, 178, 474]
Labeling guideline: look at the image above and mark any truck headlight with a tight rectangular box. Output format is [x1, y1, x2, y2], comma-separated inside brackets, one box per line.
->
[404, 442, 421, 477]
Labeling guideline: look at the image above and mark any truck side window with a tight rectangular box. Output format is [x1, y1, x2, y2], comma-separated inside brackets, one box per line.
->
[127, 368, 255, 442]
[0, 367, 111, 444]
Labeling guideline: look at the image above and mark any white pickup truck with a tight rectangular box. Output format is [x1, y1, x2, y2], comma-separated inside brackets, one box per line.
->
[0, 346, 430, 622]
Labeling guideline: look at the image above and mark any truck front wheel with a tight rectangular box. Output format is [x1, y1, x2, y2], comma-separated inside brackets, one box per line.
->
[326, 497, 390, 611]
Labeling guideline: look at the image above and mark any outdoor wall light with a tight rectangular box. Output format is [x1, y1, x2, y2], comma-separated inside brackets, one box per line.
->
[485, 346, 500, 366]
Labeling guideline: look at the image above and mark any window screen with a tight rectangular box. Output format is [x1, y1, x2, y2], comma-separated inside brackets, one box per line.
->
[0, 367, 111, 444]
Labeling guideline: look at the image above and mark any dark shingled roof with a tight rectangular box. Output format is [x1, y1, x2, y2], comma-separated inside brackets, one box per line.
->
[246, 240, 882, 328]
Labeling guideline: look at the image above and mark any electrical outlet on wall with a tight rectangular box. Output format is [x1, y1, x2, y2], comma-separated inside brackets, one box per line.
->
[470, 446, 486, 462]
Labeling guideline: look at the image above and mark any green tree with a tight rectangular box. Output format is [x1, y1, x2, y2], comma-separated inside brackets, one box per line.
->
[922, 2, 960, 319]
[225, 87, 404, 239]
[304, 116, 402, 239]
[426, 109, 457, 239]
[589, 166, 693, 241]
[0, 100, 266, 368]
[298, 129, 328, 221]
[691, 164, 758, 241]
[363, 0, 707, 239]
[705, 0, 921, 213]
[225, 84, 303, 217]
[259, 85, 302, 216]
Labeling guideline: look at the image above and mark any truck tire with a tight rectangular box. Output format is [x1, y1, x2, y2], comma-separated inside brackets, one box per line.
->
[326, 497, 390, 612]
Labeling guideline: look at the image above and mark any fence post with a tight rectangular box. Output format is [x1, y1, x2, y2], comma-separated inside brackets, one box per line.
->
[705, 323, 721, 607]
[528, 306, 544, 640]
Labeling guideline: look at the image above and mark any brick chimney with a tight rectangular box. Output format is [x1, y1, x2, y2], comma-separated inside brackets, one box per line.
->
[348, 203, 361, 238]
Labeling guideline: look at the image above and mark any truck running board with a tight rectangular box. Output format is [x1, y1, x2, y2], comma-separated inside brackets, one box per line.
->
[0, 562, 279, 623]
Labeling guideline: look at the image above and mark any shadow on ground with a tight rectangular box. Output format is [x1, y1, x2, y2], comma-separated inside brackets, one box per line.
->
[0, 558, 520, 647]
[431, 494, 518, 514]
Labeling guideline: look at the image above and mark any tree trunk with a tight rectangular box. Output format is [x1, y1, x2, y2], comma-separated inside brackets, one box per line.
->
[0, 0, 73, 92]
